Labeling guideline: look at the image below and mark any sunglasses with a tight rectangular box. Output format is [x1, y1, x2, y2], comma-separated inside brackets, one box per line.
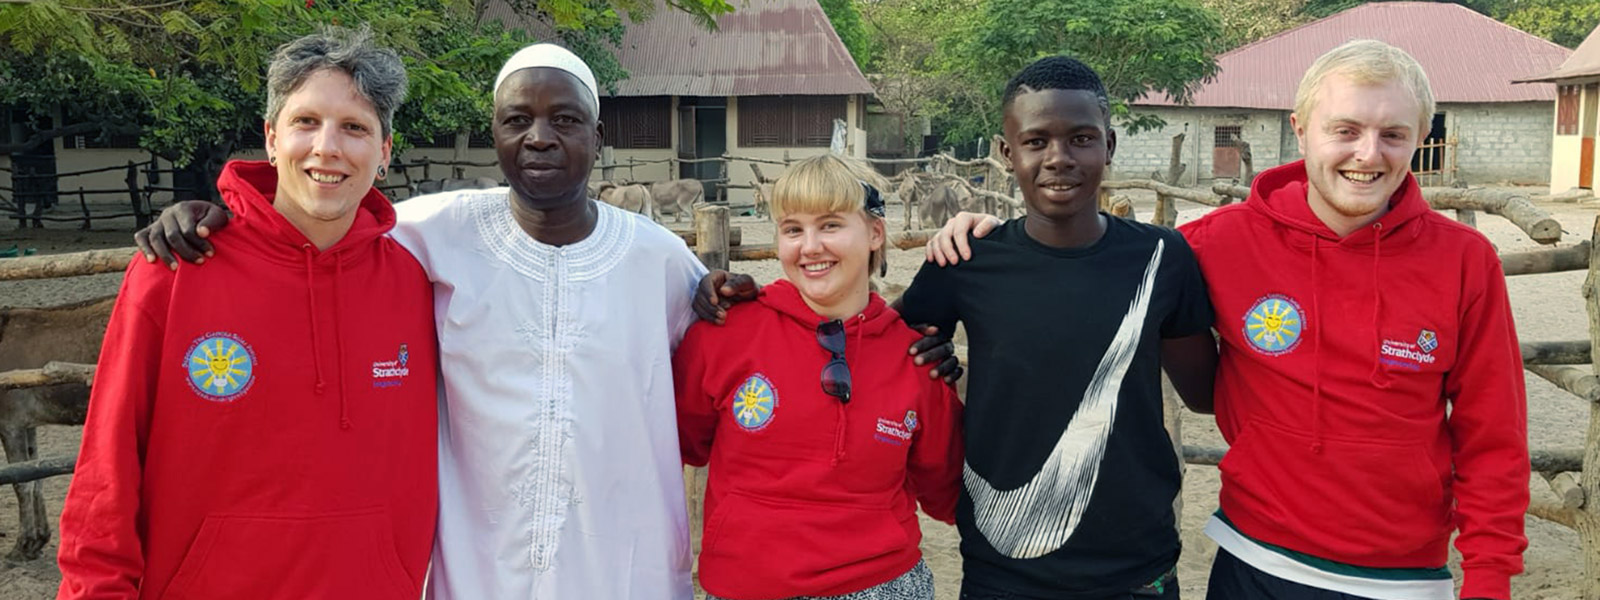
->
[817, 319, 852, 404]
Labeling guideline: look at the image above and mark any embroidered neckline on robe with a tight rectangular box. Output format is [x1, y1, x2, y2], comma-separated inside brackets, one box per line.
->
[473, 193, 637, 283]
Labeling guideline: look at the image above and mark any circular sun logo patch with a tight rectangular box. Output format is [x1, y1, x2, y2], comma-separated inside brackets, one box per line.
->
[185, 332, 257, 402]
[732, 373, 777, 431]
[1244, 294, 1304, 356]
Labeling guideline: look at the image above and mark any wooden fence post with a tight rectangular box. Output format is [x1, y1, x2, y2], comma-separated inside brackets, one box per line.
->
[600, 146, 616, 183]
[1456, 209, 1478, 228]
[1155, 195, 1176, 228]
[695, 205, 730, 271]
[715, 159, 729, 205]
[1162, 374, 1185, 526]
[13, 164, 29, 229]
[1582, 214, 1600, 600]
[78, 187, 89, 230]
[126, 161, 148, 229]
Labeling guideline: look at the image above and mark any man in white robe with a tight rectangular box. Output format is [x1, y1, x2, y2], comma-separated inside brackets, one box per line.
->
[387, 45, 703, 600]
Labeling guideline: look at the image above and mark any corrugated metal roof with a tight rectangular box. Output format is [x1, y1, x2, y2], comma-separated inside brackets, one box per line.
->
[1516, 24, 1600, 82]
[1138, 2, 1568, 109]
[481, 0, 874, 97]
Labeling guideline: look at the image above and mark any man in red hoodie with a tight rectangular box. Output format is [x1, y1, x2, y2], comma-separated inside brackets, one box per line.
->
[929, 40, 1528, 600]
[56, 29, 438, 600]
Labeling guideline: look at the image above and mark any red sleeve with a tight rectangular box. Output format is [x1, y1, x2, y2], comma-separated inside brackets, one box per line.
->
[1446, 246, 1529, 600]
[673, 321, 720, 467]
[907, 378, 963, 524]
[57, 260, 167, 599]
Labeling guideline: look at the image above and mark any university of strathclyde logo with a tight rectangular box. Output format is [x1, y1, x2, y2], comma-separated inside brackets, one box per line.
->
[1244, 294, 1304, 356]
[185, 332, 256, 402]
[372, 343, 413, 389]
[733, 373, 778, 431]
[903, 410, 919, 431]
[1417, 329, 1438, 353]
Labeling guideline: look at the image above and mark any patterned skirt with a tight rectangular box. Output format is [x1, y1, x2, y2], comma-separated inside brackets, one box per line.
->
[705, 559, 934, 600]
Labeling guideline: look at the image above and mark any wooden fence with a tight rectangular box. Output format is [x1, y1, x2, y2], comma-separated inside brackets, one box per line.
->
[0, 160, 181, 230]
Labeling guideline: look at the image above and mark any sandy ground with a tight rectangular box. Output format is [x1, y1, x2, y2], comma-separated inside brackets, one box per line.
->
[0, 190, 1594, 599]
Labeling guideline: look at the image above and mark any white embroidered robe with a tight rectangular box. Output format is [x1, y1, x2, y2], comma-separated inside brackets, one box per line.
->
[390, 191, 705, 599]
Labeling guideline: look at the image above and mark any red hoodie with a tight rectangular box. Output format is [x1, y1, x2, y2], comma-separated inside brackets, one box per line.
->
[56, 161, 439, 600]
[1180, 161, 1529, 599]
[674, 279, 963, 600]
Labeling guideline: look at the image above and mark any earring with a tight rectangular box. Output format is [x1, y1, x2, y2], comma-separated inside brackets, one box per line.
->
[377, 166, 387, 179]
[268, 156, 276, 166]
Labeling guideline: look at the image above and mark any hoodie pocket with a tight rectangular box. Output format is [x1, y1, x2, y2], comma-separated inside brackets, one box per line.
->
[699, 490, 912, 595]
[1220, 419, 1450, 561]
[160, 509, 417, 600]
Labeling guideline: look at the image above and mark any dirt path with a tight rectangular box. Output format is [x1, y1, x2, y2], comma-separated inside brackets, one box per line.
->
[0, 196, 1592, 599]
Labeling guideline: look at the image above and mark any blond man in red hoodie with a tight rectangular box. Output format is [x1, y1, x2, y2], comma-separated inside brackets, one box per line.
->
[929, 40, 1528, 600]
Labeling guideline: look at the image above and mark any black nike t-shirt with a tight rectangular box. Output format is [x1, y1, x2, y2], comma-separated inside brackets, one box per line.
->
[898, 216, 1212, 598]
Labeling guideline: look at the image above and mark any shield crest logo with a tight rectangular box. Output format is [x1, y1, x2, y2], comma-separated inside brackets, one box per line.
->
[1417, 329, 1438, 353]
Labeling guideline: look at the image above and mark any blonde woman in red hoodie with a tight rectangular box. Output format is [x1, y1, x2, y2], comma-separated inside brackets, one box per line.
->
[674, 154, 964, 600]
[56, 27, 437, 600]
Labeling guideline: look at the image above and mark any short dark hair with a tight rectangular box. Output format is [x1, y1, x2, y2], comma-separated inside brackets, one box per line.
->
[1002, 56, 1111, 125]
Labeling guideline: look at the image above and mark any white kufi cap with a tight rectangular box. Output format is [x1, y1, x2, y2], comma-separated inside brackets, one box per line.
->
[493, 43, 600, 110]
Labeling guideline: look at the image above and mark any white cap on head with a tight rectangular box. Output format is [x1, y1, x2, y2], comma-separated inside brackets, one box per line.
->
[494, 43, 600, 111]
[492, 43, 601, 112]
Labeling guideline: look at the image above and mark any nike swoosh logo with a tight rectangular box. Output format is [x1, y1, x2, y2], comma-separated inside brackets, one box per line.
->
[965, 239, 1164, 559]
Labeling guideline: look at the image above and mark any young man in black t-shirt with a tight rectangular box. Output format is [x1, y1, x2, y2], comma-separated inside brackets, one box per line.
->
[893, 56, 1217, 599]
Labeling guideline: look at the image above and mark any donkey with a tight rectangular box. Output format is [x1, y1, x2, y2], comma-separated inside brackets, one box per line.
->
[0, 295, 113, 561]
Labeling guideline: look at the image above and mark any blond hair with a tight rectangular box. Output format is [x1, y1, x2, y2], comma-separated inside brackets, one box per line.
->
[1293, 39, 1435, 137]
[771, 154, 890, 276]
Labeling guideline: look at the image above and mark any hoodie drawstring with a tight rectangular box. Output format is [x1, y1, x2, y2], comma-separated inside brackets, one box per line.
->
[1368, 223, 1392, 389]
[1309, 237, 1323, 454]
[334, 256, 351, 430]
[302, 244, 352, 430]
[303, 245, 327, 395]
[829, 314, 868, 467]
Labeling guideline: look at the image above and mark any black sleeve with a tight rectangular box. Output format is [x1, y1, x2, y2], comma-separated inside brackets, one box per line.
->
[1161, 232, 1215, 338]
[898, 259, 961, 336]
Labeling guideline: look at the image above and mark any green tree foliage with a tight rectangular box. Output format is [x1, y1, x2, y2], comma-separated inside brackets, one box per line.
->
[857, 0, 982, 154]
[0, 0, 732, 173]
[1200, 0, 1312, 48]
[939, 0, 1226, 141]
[818, 0, 872, 70]
[1500, 0, 1600, 48]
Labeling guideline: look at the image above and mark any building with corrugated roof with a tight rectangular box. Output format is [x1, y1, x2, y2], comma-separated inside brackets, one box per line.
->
[1123, 2, 1569, 186]
[1514, 24, 1600, 193]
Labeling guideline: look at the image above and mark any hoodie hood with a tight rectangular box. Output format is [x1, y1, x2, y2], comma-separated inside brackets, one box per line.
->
[1246, 160, 1430, 249]
[216, 160, 398, 429]
[757, 279, 902, 337]
[217, 160, 396, 263]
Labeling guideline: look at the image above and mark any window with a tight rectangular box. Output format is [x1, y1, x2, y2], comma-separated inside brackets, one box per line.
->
[600, 96, 671, 149]
[738, 96, 846, 148]
[1214, 125, 1243, 148]
[1558, 84, 1581, 135]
